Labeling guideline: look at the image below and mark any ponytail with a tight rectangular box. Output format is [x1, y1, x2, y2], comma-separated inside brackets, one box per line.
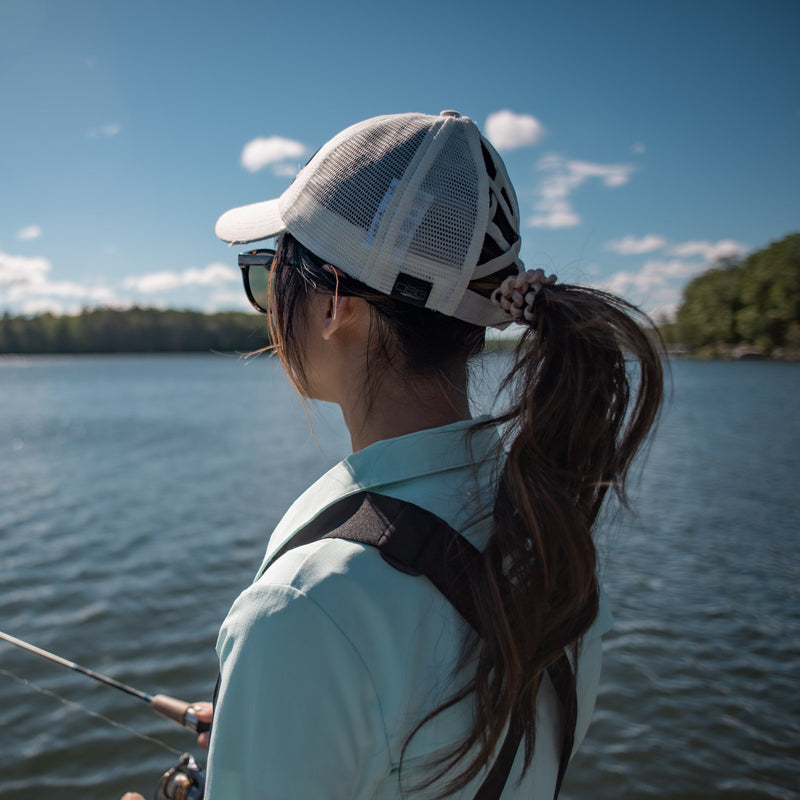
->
[407, 282, 664, 796]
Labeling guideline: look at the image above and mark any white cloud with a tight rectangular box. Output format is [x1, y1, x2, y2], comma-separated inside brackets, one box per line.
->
[124, 272, 180, 294]
[632, 142, 646, 154]
[0, 251, 51, 290]
[19, 296, 131, 316]
[10, 281, 116, 302]
[530, 207, 582, 229]
[241, 136, 307, 173]
[17, 224, 43, 241]
[20, 298, 78, 316]
[0, 250, 123, 311]
[599, 237, 750, 314]
[605, 234, 666, 255]
[272, 162, 302, 178]
[123, 263, 238, 294]
[1, 252, 248, 315]
[600, 259, 704, 317]
[528, 154, 635, 229]
[566, 159, 632, 188]
[185, 263, 238, 284]
[87, 123, 122, 138]
[668, 239, 748, 262]
[604, 258, 705, 296]
[206, 288, 253, 312]
[484, 110, 545, 152]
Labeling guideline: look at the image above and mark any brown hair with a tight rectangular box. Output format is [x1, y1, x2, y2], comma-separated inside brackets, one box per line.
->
[266, 234, 487, 409]
[268, 232, 664, 796]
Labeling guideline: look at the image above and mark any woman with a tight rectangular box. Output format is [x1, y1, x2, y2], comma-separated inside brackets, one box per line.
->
[127, 110, 663, 800]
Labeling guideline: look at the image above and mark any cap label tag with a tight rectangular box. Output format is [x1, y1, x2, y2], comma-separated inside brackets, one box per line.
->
[391, 273, 432, 308]
[392, 189, 434, 263]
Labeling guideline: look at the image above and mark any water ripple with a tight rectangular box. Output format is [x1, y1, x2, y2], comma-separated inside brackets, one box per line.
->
[1, 355, 798, 799]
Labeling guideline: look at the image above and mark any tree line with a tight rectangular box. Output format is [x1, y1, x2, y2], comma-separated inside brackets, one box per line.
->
[2, 233, 798, 358]
[660, 232, 799, 358]
[0, 307, 271, 354]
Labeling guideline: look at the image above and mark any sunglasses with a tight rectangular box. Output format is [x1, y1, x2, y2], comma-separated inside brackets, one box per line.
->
[238, 249, 275, 314]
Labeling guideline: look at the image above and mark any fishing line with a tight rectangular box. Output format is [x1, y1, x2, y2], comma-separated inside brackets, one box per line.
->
[0, 667, 181, 756]
[0, 630, 209, 734]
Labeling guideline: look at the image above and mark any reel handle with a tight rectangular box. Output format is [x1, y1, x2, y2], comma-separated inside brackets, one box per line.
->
[155, 753, 205, 800]
[152, 694, 211, 734]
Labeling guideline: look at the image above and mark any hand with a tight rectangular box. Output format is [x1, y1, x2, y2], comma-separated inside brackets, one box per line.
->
[190, 701, 214, 750]
[119, 703, 212, 799]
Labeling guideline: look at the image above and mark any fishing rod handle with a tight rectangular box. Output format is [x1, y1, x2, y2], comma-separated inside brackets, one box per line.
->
[152, 694, 211, 734]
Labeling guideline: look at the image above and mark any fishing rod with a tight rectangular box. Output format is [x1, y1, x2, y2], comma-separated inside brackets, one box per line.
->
[0, 630, 209, 734]
[1, 630, 208, 799]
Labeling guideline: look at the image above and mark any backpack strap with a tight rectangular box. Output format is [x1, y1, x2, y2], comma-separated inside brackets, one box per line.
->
[271, 492, 484, 630]
[270, 491, 576, 800]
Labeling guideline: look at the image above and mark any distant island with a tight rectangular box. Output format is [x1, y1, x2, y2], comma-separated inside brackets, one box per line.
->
[658, 232, 799, 360]
[2, 233, 798, 359]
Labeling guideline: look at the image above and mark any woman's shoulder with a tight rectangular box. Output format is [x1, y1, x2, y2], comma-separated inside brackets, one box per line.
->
[219, 535, 465, 736]
[240, 535, 451, 635]
[220, 538, 386, 653]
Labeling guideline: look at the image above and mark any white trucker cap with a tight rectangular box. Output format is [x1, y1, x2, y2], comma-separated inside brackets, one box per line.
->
[215, 111, 523, 327]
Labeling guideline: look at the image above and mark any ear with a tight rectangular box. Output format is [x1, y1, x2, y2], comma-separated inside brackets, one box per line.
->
[321, 294, 354, 341]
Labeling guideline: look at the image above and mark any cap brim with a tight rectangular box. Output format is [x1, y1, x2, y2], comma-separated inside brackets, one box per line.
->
[215, 198, 286, 244]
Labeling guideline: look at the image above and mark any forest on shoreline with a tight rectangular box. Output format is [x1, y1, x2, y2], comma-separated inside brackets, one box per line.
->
[658, 232, 799, 360]
[2, 233, 797, 358]
[0, 307, 269, 355]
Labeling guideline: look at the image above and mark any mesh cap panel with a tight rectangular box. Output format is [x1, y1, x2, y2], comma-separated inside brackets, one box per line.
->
[218, 111, 517, 325]
[398, 126, 480, 308]
[303, 118, 430, 235]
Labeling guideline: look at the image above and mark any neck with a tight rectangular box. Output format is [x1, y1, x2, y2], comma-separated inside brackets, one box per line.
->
[342, 369, 471, 452]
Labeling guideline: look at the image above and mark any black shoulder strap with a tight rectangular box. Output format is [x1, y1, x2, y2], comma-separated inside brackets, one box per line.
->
[271, 491, 576, 800]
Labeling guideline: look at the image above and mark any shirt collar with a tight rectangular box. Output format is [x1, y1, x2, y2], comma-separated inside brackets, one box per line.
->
[259, 417, 499, 572]
[339, 415, 496, 490]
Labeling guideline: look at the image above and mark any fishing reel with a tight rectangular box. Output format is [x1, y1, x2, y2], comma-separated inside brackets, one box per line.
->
[155, 753, 206, 800]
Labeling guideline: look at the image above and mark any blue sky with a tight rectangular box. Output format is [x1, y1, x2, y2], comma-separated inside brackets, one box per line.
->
[1, 0, 798, 320]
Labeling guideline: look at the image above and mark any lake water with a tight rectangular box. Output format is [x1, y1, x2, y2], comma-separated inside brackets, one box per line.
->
[0, 353, 798, 800]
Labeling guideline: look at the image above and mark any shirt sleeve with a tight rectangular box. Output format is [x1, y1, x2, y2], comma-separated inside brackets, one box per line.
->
[205, 579, 391, 800]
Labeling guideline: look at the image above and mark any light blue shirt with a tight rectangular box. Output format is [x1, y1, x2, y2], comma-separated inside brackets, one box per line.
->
[206, 419, 612, 799]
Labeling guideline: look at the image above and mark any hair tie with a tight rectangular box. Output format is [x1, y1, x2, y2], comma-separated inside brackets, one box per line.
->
[491, 269, 557, 323]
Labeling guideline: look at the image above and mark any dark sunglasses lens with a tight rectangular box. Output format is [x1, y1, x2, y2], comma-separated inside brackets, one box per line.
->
[246, 265, 270, 313]
[239, 249, 275, 313]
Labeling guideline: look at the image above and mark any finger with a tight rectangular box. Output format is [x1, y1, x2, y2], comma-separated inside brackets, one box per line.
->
[190, 701, 214, 721]
[198, 730, 210, 750]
